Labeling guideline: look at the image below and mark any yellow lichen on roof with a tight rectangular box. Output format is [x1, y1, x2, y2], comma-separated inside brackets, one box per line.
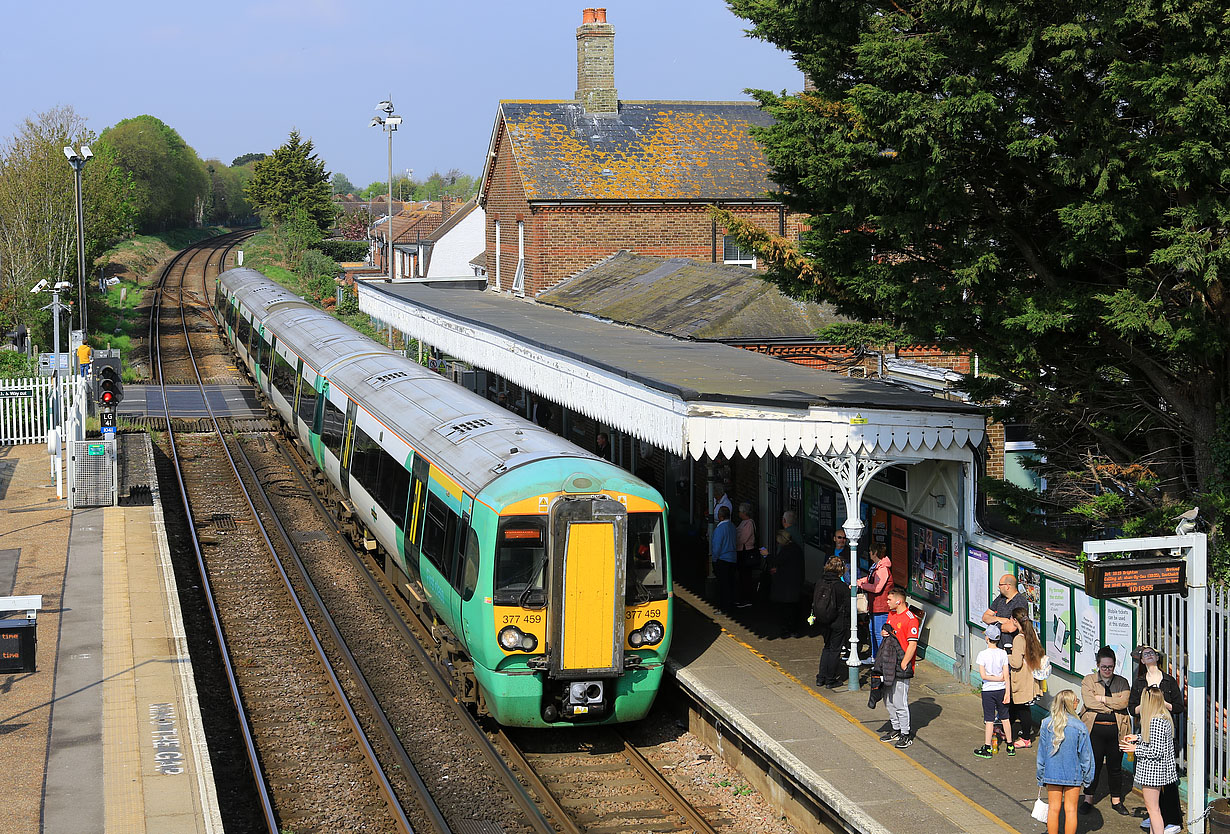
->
[505, 109, 772, 200]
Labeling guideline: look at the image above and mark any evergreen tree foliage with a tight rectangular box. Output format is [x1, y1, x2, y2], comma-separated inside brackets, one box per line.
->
[246, 130, 334, 232]
[727, 0, 1230, 542]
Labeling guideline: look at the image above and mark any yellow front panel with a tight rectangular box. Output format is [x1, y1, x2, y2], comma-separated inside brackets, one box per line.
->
[562, 522, 616, 670]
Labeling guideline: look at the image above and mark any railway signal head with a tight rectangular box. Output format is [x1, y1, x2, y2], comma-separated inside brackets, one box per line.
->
[95, 356, 123, 406]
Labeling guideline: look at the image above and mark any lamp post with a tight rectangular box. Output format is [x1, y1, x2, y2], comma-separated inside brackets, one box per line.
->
[370, 100, 402, 281]
[63, 145, 92, 336]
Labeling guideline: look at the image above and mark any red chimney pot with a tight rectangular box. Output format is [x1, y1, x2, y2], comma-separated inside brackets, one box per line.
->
[582, 8, 596, 23]
[595, 8, 606, 22]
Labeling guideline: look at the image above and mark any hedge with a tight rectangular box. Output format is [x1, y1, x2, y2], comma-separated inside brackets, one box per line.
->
[316, 239, 369, 262]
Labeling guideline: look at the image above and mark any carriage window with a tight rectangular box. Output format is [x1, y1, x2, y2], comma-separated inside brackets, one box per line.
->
[627, 512, 668, 603]
[258, 332, 274, 379]
[297, 368, 317, 425]
[421, 493, 457, 575]
[321, 396, 346, 457]
[461, 527, 481, 601]
[226, 299, 237, 331]
[351, 426, 410, 528]
[494, 516, 546, 607]
[272, 350, 296, 401]
[214, 285, 226, 315]
[236, 312, 252, 350]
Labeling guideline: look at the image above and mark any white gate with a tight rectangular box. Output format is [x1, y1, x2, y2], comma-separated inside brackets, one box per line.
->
[1140, 586, 1230, 798]
[0, 376, 84, 445]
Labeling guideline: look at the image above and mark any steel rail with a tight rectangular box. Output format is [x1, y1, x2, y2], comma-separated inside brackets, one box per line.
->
[617, 729, 721, 834]
[272, 439, 559, 834]
[229, 436, 451, 834]
[158, 238, 418, 834]
[149, 237, 279, 832]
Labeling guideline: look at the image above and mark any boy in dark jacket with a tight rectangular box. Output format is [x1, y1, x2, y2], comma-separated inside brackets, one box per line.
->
[812, 556, 850, 687]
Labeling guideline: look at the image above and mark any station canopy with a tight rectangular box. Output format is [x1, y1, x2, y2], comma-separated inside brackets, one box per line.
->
[357, 283, 985, 463]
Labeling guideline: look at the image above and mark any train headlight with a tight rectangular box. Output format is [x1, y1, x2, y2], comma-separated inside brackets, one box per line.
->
[498, 625, 538, 652]
[628, 630, 644, 648]
[499, 626, 525, 650]
[640, 620, 665, 646]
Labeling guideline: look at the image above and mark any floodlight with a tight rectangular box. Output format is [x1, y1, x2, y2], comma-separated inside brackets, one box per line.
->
[377, 100, 393, 113]
[370, 117, 382, 128]
[63, 147, 78, 161]
[80, 145, 93, 160]
[386, 115, 402, 127]
[53, 280, 73, 291]
[31, 279, 49, 293]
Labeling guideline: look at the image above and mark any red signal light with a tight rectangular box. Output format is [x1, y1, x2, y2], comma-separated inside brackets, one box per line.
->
[101, 391, 114, 404]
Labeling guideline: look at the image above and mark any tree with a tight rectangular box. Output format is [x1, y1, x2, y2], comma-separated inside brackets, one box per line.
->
[204, 160, 254, 225]
[232, 152, 267, 167]
[337, 208, 373, 241]
[726, 0, 1230, 541]
[101, 115, 209, 231]
[246, 130, 334, 232]
[0, 106, 135, 341]
[331, 172, 356, 196]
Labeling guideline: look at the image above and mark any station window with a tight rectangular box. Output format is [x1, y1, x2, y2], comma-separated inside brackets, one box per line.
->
[722, 235, 756, 268]
[627, 512, 668, 602]
[494, 516, 547, 607]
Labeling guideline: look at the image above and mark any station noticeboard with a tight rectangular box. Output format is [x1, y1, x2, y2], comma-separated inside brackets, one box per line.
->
[0, 619, 37, 673]
[1084, 558, 1187, 599]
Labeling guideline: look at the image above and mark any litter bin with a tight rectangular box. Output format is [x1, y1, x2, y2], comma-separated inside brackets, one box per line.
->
[1209, 797, 1230, 834]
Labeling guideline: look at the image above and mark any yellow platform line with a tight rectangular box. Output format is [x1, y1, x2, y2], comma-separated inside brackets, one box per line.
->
[718, 624, 1018, 834]
[103, 507, 146, 833]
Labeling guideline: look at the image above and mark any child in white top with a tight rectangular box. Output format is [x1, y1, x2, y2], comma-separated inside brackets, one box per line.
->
[975, 623, 1014, 757]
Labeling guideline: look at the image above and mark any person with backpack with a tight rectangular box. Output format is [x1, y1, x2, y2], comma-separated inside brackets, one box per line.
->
[813, 556, 850, 687]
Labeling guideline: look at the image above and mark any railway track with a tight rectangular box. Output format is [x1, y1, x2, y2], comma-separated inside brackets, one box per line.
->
[150, 235, 765, 834]
[150, 235, 421, 834]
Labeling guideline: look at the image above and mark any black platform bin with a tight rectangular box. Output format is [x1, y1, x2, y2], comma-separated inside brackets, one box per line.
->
[1210, 798, 1230, 834]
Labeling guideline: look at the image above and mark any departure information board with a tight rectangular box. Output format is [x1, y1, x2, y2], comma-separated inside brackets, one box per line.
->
[1084, 558, 1186, 598]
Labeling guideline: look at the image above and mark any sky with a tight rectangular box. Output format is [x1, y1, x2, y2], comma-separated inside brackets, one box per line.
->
[3, 1, 801, 190]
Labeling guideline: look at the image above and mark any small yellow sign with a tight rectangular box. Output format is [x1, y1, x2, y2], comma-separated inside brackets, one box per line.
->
[850, 415, 869, 425]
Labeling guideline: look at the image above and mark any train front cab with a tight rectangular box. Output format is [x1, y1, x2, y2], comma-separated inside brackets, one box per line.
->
[478, 489, 672, 728]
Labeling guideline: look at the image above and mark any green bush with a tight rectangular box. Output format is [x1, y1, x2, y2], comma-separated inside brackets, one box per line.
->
[316, 239, 369, 262]
[301, 249, 339, 301]
[0, 350, 37, 379]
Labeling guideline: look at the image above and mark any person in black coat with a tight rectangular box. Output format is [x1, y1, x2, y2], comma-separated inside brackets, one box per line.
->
[765, 529, 805, 638]
[1128, 646, 1186, 832]
[813, 556, 851, 687]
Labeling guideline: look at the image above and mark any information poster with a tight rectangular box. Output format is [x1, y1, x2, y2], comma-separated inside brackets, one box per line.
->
[1016, 565, 1043, 635]
[1073, 588, 1102, 676]
[802, 478, 822, 546]
[909, 521, 952, 611]
[1103, 600, 1136, 677]
[890, 514, 909, 589]
[992, 553, 1016, 593]
[1044, 580, 1073, 672]
[967, 546, 990, 627]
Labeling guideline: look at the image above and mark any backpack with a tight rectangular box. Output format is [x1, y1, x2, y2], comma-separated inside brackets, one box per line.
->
[812, 577, 839, 624]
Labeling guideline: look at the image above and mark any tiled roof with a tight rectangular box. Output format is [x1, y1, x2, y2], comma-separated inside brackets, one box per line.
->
[378, 203, 443, 243]
[537, 251, 845, 340]
[497, 100, 778, 201]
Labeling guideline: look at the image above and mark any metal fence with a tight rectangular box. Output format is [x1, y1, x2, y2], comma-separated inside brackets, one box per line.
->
[1140, 584, 1228, 799]
[0, 376, 83, 445]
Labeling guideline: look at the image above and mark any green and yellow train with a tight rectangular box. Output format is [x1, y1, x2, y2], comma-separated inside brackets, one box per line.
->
[214, 267, 672, 727]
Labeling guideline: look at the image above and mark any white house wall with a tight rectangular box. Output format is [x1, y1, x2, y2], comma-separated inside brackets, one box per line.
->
[426, 206, 486, 279]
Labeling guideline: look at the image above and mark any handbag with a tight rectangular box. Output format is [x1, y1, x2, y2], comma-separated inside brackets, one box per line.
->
[1031, 788, 1048, 822]
[1033, 654, 1052, 680]
[856, 590, 869, 614]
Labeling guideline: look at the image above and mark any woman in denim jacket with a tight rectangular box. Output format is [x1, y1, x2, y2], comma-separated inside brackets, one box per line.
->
[1036, 690, 1095, 834]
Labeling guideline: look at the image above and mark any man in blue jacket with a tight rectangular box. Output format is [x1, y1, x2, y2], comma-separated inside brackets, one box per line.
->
[710, 506, 738, 612]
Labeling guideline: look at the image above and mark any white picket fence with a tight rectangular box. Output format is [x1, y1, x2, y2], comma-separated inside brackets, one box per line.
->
[1140, 584, 1230, 799]
[0, 376, 84, 445]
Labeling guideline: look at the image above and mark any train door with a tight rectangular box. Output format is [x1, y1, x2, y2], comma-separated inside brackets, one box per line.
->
[447, 499, 474, 637]
[405, 454, 429, 563]
[547, 497, 627, 681]
[339, 400, 358, 496]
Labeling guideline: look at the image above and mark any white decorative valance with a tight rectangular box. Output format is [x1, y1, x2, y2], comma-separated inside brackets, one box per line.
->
[359, 286, 985, 463]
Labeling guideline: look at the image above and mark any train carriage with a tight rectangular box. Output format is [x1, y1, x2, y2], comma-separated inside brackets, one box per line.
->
[213, 267, 672, 727]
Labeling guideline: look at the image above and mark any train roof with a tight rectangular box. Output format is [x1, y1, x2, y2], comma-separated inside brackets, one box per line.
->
[220, 267, 651, 499]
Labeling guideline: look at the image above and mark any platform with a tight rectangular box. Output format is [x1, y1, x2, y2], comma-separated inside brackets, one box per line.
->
[669, 582, 1166, 834]
[0, 440, 222, 834]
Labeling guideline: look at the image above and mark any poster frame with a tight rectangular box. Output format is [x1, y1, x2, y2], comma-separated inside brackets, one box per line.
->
[907, 519, 953, 613]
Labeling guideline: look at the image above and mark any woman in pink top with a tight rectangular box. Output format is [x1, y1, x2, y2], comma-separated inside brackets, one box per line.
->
[735, 503, 758, 607]
[857, 543, 893, 661]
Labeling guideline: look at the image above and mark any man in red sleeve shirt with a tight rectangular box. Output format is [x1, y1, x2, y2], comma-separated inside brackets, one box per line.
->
[881, 586, 920, 748]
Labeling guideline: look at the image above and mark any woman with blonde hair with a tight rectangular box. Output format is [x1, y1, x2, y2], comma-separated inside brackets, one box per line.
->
[1120, 687, 1177, 834]
[1036, 689, 1094, 834]
[1007, 607, 1044, 746]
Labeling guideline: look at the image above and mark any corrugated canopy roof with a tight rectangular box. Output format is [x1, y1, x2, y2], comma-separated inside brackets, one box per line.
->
[538, 251, 845, 339]
[496, 100, 778, 201]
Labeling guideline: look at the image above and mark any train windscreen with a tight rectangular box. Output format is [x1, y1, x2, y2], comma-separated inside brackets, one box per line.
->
[627, 512, 667, 603]
[495, 517, 547, 607]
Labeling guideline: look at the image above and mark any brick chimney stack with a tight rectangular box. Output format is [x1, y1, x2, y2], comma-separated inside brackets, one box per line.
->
[576, 8, 617, 114]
